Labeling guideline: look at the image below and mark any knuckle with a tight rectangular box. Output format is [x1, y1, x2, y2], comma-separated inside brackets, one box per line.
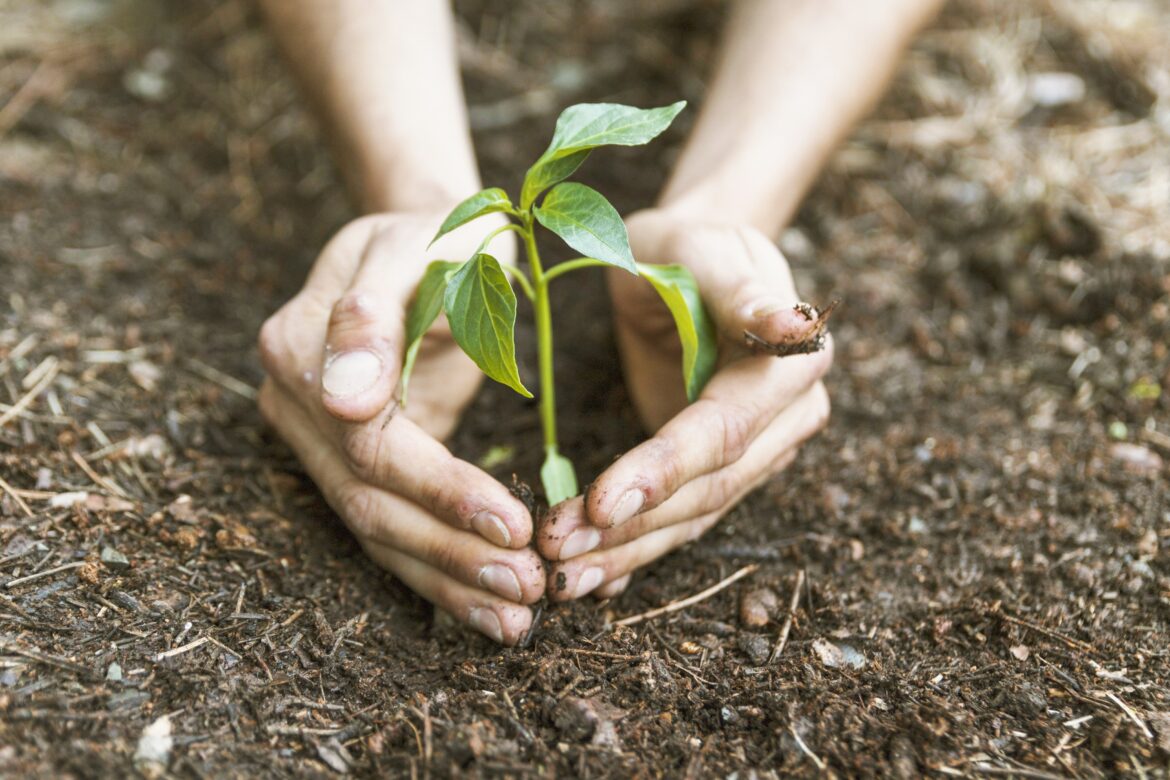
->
[701, 467, 739, 512]
[811, 383, 832, 431]
[424, 533, 461, 578]
[417, 459, 462, 520]
[341, 425, 384, 483]
[716, 402, 756, 463]
[257, 312, 289, 374]
[329, 291, 379, 333]
[337, 483, 378, 540]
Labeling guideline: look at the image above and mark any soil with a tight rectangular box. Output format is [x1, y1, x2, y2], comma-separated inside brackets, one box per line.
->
[2, 0, 1169, 777]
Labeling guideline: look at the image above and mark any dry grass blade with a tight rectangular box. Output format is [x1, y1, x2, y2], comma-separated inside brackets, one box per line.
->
[612, 564, 759, 628]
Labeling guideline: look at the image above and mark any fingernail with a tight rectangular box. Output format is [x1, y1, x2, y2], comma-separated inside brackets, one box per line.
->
[478, 564, 522, 602]
[468, 607, 503, 643]
[560, 528, 601, 559]
[574, 567, 606, 598]
[609, 489, 644, 527]
[472, 511, 511, 547]
[744, 298, 787, 320]
[322, 350, 382, 398]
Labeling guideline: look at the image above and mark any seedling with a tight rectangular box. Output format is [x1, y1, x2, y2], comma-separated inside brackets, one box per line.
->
[402, 102, 716, 505]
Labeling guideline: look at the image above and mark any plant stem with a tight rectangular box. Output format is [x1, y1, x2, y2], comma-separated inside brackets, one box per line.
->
[542, 257, 613, 283]
[522, 216, 558, 452]
[499, 263, 535, 301]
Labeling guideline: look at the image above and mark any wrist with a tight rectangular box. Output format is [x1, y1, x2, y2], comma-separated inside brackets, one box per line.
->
[354, 157, 482, 216]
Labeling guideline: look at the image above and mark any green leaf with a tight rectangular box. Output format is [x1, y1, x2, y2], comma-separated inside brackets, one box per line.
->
[637, 263, 717, 402]
[520, 149, 590, 212]
[520, 101, 686, 208]
[400, 260, 461, 406]
[540, 447, 579, 505]
[429, 188, 512, 247]
[533, 183, 636, 274]
[546, 101, 686, 156]
[443, 253, 532, 398]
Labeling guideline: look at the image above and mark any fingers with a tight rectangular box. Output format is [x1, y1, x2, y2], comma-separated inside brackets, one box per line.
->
[548, 510, 724, 602]
[584, 343, 832, 529]
[262, 343, 532, 548]
[594, 574, 632, 600]
[363, 543, 533, 646]
[542, 383, 826, 561]
[260, 381, 543, 606]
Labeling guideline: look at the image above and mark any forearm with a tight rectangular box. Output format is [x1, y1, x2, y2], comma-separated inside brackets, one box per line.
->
[659, 0, 944, 237]
[259, 0, 480, 214]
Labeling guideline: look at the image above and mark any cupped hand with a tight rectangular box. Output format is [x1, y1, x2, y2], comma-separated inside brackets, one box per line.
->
[539, 209, 833, 601]
[258, 211, 544, 645]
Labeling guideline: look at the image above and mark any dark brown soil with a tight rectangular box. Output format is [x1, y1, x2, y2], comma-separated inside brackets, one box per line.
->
[2, 0, 1168, 777]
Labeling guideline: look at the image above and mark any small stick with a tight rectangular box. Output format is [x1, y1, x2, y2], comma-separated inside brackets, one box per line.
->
[1139, 426, 1170, 454]
[153, 636, 209, 662]
[0, 359, 60, 430]
[1105, 691, 1153, 740]
[768, 569, 806, 664]
[0, 641, 89, 675]
[611, 564, 759, 628]
[4, 561, 85, 589]
[999, 613, 1095, 655]
[266, 724, 347, 737]
[70, 451, 129, 499]
[790, 726, 826, 771]
[187, 358, 257, 400]
[0, 475, 33, 517]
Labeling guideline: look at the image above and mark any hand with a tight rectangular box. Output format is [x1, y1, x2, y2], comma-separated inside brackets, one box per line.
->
[258, 211, 545, 645]
[538, 209, 833, 601]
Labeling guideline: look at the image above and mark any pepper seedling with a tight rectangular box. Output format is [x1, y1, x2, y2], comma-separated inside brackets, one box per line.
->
[402, 102, 717, 505]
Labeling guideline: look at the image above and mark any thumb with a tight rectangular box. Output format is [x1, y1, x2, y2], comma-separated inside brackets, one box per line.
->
[680, 225, 822, 347]
[320, 221, 432, 422]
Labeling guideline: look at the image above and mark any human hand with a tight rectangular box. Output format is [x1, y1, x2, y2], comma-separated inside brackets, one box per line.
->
[258, 212, 545, 645]
[538, 209, 833, 600]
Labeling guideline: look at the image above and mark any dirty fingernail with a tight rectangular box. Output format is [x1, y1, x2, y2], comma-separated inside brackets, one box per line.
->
[560, 528, 601, 559]
[468, 607, 503, 643]
[478, 564, 522, 602]
[322, 350, 382, 398]
[608, 489, 644, 527]
[574, 567, 606, 598]
[472, 511, 511, 547]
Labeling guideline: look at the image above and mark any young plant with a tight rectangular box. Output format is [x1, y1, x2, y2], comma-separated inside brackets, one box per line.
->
[402, 102, 717, 505]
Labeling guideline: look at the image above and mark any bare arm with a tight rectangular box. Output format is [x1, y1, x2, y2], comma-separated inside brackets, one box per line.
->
[258, 0, 480, 213]
[661, 0, 945, 236]
[256, 2, 541, 646]
[542, 0, 944, 600]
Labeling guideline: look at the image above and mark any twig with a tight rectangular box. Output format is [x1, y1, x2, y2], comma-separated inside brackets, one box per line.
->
[153, 636, 209, 662]
[0, 358, 60, 430]
[790, 726, 826, 771]
[186, 358, 257, 400]
[968, 765, 1071, 780]
[70, 451, 129, 499]
[999, 612, 1095, 655]
[1139, 426, 1170, 454]
[266, 724, 346, 737]
[1105, 691, 1154, 740]
[0, 475, 33, 517]
[4, 561, 85, 589]
[768, 569, 806, 664]
[612, 564, 759, 628]
[0, 60, 55, 139]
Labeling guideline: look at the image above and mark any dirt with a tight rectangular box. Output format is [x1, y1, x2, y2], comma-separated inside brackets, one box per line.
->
[2, 0, 1169, 776]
